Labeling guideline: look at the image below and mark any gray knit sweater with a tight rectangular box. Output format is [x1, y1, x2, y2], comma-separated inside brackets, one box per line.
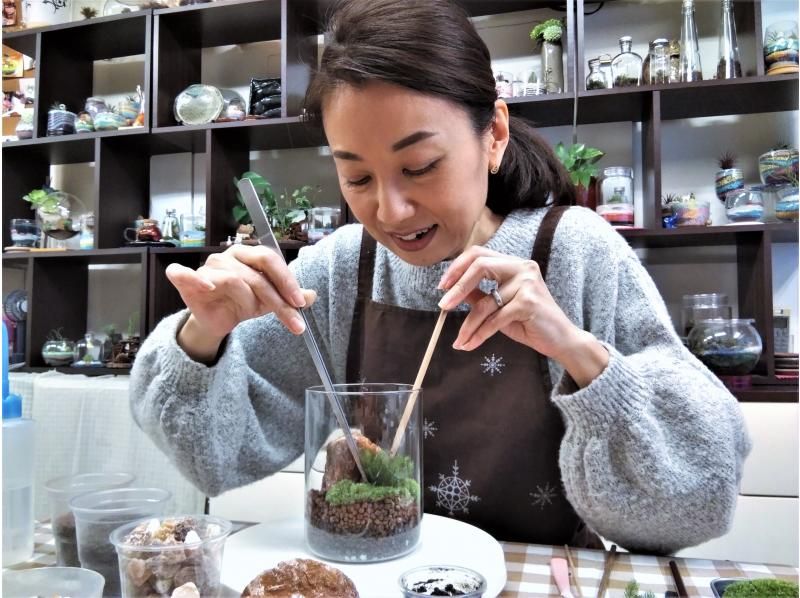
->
[130, 206, 751, 554]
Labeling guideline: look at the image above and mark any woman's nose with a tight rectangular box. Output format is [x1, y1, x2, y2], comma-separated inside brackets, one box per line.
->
[376, 181, 415, 225]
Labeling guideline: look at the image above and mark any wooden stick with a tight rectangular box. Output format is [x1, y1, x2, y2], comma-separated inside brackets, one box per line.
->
[563, 544, 584, 598]
[596, 544, 617, 598]
[669, 560, 688, 598]
[389, 309, 448, 456]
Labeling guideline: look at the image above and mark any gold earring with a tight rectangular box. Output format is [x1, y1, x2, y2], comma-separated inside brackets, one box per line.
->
[490, 164, 500, 175]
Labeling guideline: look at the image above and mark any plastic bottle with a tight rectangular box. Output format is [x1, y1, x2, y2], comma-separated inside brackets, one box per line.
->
[2, 321, 35, 566]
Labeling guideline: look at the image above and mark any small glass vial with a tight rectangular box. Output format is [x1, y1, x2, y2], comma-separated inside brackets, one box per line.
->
[717, 0, 742, 79]
[586, 58, 607, 90]
[648, 38, 670, 84]
[598, 54, 614, 88]
[680, 0, 703, 81]
[597, 167, 635, 227]
[611, 36, 643, 87]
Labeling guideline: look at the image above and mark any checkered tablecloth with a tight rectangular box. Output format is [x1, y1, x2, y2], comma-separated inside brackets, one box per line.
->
[8, 523, 798, 597]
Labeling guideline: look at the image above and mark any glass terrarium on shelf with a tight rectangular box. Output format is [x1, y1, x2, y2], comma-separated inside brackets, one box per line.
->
[688, 318, 762, 387]
[611, 36, 642, 87]
[22, 189, 88, 241]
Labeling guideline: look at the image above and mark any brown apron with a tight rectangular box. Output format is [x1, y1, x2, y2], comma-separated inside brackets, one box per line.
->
[346, 207, 601, 547]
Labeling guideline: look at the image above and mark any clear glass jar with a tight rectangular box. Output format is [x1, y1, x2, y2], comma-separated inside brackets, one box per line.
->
[648, 38, 670, 84]
[598, 54, 614, 88]
[305, 383, 422, 562]
[717, 0, 742, 79]
[751, 184, 780, 223]
[725, 188, 764, 224]
[308, 207, 342, 243]
[611, 36, 642, 87]
[42, 337, 76, 367]
[681, 293, 732, 340]
[597, 166, 634, 227]
[688, 318, 762, 377]
[680, 0, 703, 81]
[775, 185, 799, 222]
[161, 209, 181, 243]
[586, 58, 607, 90]
[758, 148, 799, 185]
[764, 20, 799, 75]
[494, 72, 513, 99]
[72, 332, 103, 366]
[668, 39, 682, 83]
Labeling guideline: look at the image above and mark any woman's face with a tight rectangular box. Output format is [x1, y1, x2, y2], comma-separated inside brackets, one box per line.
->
[323, 81, 508, 266]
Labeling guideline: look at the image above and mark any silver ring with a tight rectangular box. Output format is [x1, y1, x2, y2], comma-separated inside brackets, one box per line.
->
[491, 287, 503, 308]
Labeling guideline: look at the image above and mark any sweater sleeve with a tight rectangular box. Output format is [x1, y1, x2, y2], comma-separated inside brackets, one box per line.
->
[550, 229, 752, 555]
[129, 234, 348, 497]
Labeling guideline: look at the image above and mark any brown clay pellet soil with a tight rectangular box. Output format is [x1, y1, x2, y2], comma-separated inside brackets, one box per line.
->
[307, 490, 420, 561]
[53, 511, 80, 567]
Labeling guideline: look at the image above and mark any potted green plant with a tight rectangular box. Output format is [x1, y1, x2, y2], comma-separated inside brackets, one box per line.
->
[554, 142, 604, 209]
[530, 18, 564, 93]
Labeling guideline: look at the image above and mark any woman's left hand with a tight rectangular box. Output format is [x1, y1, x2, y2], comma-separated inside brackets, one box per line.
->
[437, 246, 583, 361]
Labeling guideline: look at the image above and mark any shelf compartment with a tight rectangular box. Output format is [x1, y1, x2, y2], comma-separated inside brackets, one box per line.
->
[16, 366, 131, 376]
[25, 249, 148, 368]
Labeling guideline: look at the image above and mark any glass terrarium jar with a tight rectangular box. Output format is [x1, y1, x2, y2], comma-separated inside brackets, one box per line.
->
[764, 21, 799, 75]
[586, 58, 606, 90]
[9, 218, 40, 247]
[36, 192, 88, 241]
[611, 36, 642, 87]
[42, 337, 76, 366]
[681, 293, 732, 340]
[305, 383, 422, 563]
[758, 148, 799, 185]
[688, 318, 763, 381]
[647, 38, 670, 84]
[597, 166, 634, 227]
[775, 185, 799, 222]
[669, 194, 710, 226]
[72, 332, 104, 367]
[725, 188, 764, 224]
[174, 83, 224, 126]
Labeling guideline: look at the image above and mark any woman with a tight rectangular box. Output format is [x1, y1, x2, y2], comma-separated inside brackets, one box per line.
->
[131, 0, 750, 554]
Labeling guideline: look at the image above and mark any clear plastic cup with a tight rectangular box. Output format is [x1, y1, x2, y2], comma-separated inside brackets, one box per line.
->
[70, 487, 171, 597]
[46, 472, 135, 567]
[3, 566, 105, 598]
[110, 514, 232, 598]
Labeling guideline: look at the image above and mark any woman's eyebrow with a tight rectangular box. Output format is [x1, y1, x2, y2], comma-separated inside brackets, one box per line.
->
[332, 130, 438, 161]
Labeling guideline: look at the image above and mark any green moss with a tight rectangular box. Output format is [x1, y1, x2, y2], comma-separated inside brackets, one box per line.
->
[723, 579, 799, 598]
[361, 449, 414, 487]
[325, 479, 420, 506]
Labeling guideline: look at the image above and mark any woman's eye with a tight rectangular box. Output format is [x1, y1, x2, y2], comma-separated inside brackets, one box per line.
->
[405, 160, 440, 177]
[345, 176, 371, 188]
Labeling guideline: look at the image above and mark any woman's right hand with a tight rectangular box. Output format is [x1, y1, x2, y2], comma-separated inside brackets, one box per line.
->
[165, 245, 317, 360]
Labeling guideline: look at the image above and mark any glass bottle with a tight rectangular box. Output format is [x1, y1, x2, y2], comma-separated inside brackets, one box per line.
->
[668, 39, 682, 83]
[586, 58, 607, 90]
[648, 38, 670, 84]
[598, 54, 614, 89]
[161, 209, 181, 244]
[717, 0, 742, 79]
[680, 0, 703, 81]
[611, 36, 642, 87]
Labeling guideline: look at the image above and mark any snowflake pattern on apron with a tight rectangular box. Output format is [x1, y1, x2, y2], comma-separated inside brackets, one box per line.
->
[529, 482, 560, 510]
[422, 418, 438, 439]
[428, 460, 481, 517]
[480, 353, 505, 376]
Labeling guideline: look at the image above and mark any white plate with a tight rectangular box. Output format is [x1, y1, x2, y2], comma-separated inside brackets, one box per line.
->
[220, 514, 506, 597]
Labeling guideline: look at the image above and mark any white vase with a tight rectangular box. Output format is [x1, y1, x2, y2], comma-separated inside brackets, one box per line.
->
[24, 0, 73, 28]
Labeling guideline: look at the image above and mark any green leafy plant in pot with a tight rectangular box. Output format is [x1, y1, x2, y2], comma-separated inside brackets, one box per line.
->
[530, 18, 565, 94]
[22, 185, 86, 240]
[554, 142, 604, 209]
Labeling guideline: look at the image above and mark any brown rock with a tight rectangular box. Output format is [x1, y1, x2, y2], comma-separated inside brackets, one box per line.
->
[241, 558, 358, 598]
[321, 433, 380, 490]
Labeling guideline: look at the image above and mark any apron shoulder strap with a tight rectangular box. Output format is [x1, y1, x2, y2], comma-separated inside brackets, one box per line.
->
[530, 205, 570, 392]
[531, 205, 569, 282]
[357, 228, 377, 300]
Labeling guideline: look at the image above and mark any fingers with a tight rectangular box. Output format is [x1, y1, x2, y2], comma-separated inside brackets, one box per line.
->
[166, 263, 216, 292]
[438, 252, 531, 311]
[458, 298, 529, 351]
[228, 245, 307, 308]
[454, 284, 516, 350]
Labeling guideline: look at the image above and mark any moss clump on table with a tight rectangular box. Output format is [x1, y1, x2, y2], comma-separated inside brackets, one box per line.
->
[722, 579, 799, 597]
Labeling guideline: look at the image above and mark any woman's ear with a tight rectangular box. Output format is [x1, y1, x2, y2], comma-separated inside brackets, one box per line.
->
[488, 99, 510, 170]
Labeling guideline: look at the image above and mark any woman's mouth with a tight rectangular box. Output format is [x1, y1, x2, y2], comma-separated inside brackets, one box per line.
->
[390, 224, 438, 251]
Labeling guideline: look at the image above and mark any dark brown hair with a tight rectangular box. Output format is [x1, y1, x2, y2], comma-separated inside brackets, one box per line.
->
[303, 0, 577, 213]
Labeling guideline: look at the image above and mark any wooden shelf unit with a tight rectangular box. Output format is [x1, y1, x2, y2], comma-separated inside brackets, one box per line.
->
[0, 0, 796, 398]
